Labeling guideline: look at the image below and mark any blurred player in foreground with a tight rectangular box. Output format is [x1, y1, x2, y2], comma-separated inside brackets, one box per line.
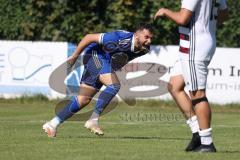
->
[43, 23, 153, 137]
[154, 0, 228, 152]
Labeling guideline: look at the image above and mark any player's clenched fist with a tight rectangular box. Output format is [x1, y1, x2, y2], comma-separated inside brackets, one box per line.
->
[67, 55, 78, 69]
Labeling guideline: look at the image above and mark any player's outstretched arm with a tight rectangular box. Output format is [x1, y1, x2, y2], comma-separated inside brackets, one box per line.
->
[154, 8, 193, 26]
[68, 33, 101, 67]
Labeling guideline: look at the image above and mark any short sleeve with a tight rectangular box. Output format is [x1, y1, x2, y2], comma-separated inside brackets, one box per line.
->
[99, 31, 120, 46]
[181, 0, 200, 12]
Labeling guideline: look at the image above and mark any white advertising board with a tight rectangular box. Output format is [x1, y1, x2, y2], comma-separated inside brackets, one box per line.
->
[0, 41, 67, 98]
[0, 41, 239, 104]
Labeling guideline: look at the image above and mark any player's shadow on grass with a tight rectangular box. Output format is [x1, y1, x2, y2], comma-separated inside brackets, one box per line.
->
[71, 135, 188, 141]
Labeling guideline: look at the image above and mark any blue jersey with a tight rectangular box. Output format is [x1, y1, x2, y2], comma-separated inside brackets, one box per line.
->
[81, 30, 149, 89]
[84, 30, 148, 62]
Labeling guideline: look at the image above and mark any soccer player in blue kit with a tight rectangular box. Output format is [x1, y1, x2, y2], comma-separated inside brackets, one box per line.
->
[43, 23, 153, 137]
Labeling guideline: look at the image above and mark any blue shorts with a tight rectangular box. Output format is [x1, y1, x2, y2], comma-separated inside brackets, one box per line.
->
[80, 50, 112, 90]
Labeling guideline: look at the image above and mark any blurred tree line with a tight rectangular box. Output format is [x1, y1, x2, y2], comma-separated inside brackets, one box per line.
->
[0, 0, 239, 47]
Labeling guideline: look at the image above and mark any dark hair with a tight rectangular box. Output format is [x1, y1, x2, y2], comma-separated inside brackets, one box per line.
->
[135, 23, 154, 33]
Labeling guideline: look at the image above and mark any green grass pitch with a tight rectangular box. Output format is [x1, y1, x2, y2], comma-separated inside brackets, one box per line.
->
[0, 98, 239, 160]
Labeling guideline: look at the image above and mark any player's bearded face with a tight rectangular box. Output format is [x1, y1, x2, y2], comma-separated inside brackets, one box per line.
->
[136, 29, 153, 52]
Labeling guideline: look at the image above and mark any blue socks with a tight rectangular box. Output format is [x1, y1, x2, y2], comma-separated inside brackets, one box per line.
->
[56, 96, 81, 123]
[54, 84, 120, 124]
[94, 83, 121, 115]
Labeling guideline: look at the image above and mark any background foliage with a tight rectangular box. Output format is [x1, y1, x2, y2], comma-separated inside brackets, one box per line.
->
[0, 0, 239, 47]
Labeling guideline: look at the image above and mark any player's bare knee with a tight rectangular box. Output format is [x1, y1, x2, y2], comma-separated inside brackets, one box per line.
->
[168, 82, 183, 95]
[77, 96, 92, 106]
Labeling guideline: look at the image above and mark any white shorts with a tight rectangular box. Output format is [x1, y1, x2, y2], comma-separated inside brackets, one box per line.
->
[170, 60, 210, 91]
